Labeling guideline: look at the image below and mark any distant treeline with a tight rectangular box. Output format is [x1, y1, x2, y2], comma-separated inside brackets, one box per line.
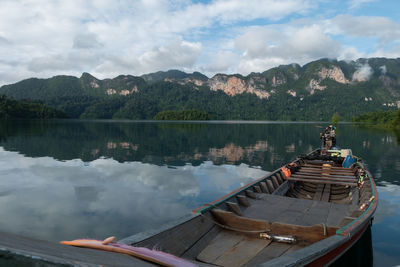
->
[0, 95, 68, 119]
[353, 109, 400, 130]
[153, 109, 211, 120]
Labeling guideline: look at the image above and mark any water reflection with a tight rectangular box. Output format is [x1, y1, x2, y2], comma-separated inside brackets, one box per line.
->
[0, 148, 266, 241]
[372, 183, 400, 266]
[0, 120, 400, 265]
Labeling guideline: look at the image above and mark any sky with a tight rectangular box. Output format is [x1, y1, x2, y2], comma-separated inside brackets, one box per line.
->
[0, 0, 399, 85]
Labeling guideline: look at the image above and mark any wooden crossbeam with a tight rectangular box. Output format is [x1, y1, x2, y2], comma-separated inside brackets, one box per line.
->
[302, 164, 354, 171]
[291, 174, 357, 183]
[300, 168, 355, 174]
[236, 195, 251, 207]
[288, 177, 357, 186]
[294, 171, 356, 179]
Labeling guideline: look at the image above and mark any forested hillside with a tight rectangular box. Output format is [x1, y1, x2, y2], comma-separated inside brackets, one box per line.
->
[0, 95, 68, 119]
[1, 58, 399, 121]
[353, 109, 400, 129]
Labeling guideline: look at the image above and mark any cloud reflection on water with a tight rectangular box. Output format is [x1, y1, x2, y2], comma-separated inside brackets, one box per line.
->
[0, 148, 266, 242]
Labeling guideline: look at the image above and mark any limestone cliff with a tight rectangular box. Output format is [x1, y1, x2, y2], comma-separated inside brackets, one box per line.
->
[307, 66, 349, 94]
[208, 74, 270, 99]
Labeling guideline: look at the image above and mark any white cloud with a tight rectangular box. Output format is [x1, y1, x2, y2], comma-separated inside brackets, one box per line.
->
[0, 0, 399, 85]
[352, 62, 374, 81]
[203, 50, 239, 73]
[0, 0, 314, 85]
[348, 0, 377, 9]
[380, 65, 387, 75]
[73, 33, 103, 49]
[328, 15, 400, 43]
[234, 24, 341, 74]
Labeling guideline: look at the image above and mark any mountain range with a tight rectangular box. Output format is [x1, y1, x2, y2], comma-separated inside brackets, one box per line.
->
[1, 58, 399, 121]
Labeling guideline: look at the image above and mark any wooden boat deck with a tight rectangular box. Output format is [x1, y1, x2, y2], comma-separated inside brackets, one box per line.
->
[193, 188, 359, 267]
[243, 194, 358, 227]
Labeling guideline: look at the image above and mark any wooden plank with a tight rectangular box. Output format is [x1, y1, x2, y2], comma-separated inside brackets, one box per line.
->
[243, 242, 292, 266]
[287, 177, 357, 186]
[226, 202, 243, 216]
[313, 184, 324, 201]
[276, 172, 284, 184]
[197, 230, 271, 267]
[280, 244, 306, 256]
[302, 165, 355, 171]
[297, 168, 356, 175]
[291, 174, 357, 182]
[236, 195, 251, 207]
[259, 182, 270, 194]
[271, 176, 280, 188]
[321, 184, 331, 202]
[266, 180, 275, 192]
[270, 222, 338, 243]
[301, 164, 354, 170]
[253, 185, 262, 193]
[301, 169, 355, 174]
[213, 237, 272, 267]
[245, 190, 256, 199]
[181, 225, 220, 259]
[294, 171, 356, 179]
[197, 231, 243, 264]
[210, 209, 270, 231]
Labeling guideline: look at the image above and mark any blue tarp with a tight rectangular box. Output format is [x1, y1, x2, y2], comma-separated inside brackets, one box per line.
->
[343, 155, 356, 168]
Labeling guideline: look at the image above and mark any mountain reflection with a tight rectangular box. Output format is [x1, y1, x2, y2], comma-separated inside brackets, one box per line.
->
[0, 120, 320, 170]
[0, 120, 399, 185]
[1, 120, 400, 265]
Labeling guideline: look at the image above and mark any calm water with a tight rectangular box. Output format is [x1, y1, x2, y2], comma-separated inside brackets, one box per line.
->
[0, 120, 399, 266]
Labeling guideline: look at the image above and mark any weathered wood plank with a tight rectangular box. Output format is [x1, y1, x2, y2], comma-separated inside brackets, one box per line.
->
[280, 244, 306, 256]
[213, 237, 272, 267]
[294, 171, 356, 179]
[245, 190, 256, 199]
[313, 184, 324, 201]
[259, 182, 270, 194]
[291, 174, 357, 183]
[276, 172, 284, 184]
[270, 222, 337, 243]
[226, 202, 243, 216]
[271, 176, 280, 189]
[181, 225, 220, 259]
[210, 209, 270, 231]
[243, 242, 292, 266]
[197, 231, 243, 264]
[302, 165, 355, 171]
[236, 195, 251, 207]
[297, 170, 356, 176]
[321, 184, 331, 202]
[197, 230, 271, 267]
[287, 177, 357, 186]
[253, 185, 262, 193]
[266, 180, 275, 192]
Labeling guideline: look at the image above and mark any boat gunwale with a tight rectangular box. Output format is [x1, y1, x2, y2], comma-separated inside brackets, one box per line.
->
[335, 161, 378, 236]
[192, 166, 285, 214]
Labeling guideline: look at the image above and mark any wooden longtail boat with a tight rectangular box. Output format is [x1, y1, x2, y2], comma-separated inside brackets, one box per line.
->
[121, 148, 378, 266]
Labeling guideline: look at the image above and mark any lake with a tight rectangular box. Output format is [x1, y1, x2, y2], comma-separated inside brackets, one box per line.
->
[0, 120, 399, 266]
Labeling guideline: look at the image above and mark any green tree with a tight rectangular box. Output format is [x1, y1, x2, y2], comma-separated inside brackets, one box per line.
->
[332, 112, 339, 126]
